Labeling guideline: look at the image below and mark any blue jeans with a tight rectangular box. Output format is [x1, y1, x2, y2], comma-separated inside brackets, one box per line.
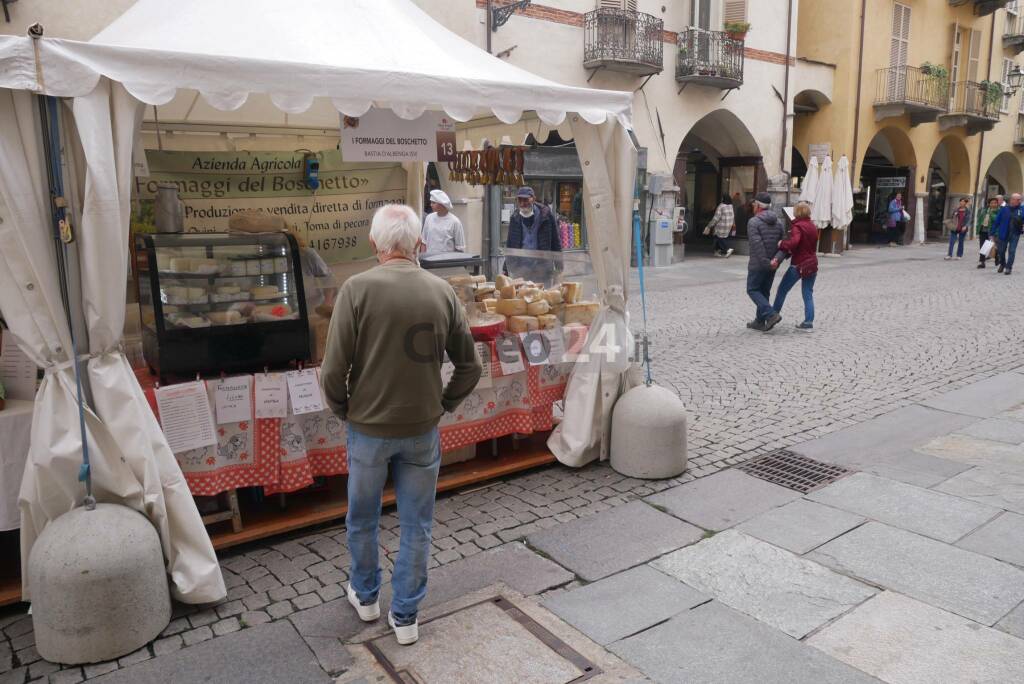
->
[998, 231, 1021, 271]
[773, 266, 816, 323]
[747, 269, 777, 322]
[346, 426, 441, 622]
[947, 230, 965, 257]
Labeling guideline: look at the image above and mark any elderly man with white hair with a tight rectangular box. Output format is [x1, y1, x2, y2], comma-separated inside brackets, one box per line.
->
[321, 203, 482, 645]
[421, 189, 466, 255]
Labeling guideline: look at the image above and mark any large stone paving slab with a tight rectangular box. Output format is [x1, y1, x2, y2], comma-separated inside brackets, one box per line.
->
[423, 542, 574, 608]
[543, 565, 707, 645]
[916, 433, 1024, 474]
[956, 511, 1024, 567]
[806, 472, 1000, 543]
[609, 600, 878, 684]
[957, 417, 1024, 444]
[736, 499, 865, 554]
[644, 469, 800, 531]
[526, 500, 703, 581]
[651, 530, 875, 638]
[843, 449, 972, 488]
[921, 371, 1024, 417]
[809, 591, 1024, 684]
[792, 404, 978, 462]
[935, 466, 1024, 514]
[996, 601, 1024, 639]
[92, 621, 331, 683]
[369, 600, 583, 684]
[808, 521, 1024, 625]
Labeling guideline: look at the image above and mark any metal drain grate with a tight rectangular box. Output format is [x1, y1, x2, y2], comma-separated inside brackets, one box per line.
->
[739, 450, 850, 493]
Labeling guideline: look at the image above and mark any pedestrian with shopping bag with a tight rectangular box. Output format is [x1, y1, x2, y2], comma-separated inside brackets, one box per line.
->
[976, 196, 1001, 269]
[990, 193, 1024, 276]
[945, 198, 972, 260]
[771, 202, 819, 330]
[703, 194, 735, 257]
[886, 192, 906, 246]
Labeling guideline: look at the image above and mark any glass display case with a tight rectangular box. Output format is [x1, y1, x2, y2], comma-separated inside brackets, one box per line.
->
[135, 232, 310, 381]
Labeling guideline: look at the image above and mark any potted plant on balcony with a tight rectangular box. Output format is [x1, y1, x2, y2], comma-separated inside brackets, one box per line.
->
[724, 21, 750, 41]
[979, 80, 1004, 111]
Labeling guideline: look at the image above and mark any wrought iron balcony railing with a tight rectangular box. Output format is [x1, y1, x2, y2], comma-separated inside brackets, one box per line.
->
[940, 80, 1002, 134]
[675, 27, 744, 90]
[874, 65, 949, 115]
[949, 0, 1009, 16]
[583, 8, 664, 76]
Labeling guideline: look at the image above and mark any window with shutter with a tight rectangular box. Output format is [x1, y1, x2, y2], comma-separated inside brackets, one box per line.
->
[723, 0, 747, 24]
[950, 24, 962, 107]
[598, 0, 638, 10]
[968, 29, 981, 82]
[890, 3, 910, 69]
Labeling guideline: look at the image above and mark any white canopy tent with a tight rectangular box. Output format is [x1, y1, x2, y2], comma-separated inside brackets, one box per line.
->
[0, 0, 636, 602]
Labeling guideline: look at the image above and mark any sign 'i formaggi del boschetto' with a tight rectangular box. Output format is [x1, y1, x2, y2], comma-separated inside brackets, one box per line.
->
[134, 149, 407, 264]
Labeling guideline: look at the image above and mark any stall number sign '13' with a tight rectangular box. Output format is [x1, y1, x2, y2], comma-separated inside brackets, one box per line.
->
[340, 109, 456, 163]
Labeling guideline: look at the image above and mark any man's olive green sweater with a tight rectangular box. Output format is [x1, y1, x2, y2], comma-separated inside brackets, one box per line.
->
[320, 260, 482, 438]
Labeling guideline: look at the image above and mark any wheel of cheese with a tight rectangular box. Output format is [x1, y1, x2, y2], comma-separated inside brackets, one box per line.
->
[537, 314, 559, 329]
[251, 286, 281, 299]
[508, 315, 539, 333]
[526, 300, 550, 316]
[495, 298, 527, 316]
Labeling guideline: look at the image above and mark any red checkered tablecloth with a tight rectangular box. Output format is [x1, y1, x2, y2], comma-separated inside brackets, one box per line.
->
[136, 341, 572, 496]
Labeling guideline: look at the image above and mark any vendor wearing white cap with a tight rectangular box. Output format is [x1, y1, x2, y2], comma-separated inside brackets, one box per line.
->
[421, 190, 466, 255]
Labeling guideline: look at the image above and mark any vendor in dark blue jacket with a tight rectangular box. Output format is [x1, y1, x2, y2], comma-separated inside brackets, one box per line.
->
[991, 193, 1024, 275]
[505, 186, 561, 285]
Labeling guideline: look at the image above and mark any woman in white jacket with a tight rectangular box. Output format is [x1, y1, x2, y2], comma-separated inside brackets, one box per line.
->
[704, 194, 735, 257]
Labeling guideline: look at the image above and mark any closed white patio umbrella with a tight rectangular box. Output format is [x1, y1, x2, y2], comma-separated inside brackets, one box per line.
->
[831, 155, 854, 232]
[812, 155, 834, 230]
[799, 156, 819, 204]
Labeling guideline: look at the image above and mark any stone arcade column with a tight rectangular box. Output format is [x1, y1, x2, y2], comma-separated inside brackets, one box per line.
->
[914, 193, 927, 245]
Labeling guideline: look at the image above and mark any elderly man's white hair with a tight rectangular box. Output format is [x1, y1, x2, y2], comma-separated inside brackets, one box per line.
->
[369, 204, 420, 257]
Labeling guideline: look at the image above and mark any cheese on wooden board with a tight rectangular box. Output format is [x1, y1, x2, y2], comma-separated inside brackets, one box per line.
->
[542, 289, 563, 305]
[495, 274, 512, 290]
[564, 302, 599, 325]
[498, 284, 517, 299]
[508, 315, 539, 332]
[216, 285, 241, 295]
[526, 300, 550, 316]
[495, 298, 527, 316]
[251, 286, 281, 299]
[207, 310, 243, 325]
[537, 314, 559, 329]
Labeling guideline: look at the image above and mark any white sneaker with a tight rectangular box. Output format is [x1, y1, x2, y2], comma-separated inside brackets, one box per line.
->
[347, 583, 380, 622]
[956, 256, 962, 260]
[389, 611, 419, 645]
[725, 248, 734, 257]
[944, 256, 951, 260]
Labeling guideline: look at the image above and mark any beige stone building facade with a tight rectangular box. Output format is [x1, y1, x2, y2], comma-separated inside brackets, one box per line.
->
[795, 0, 1024, 245]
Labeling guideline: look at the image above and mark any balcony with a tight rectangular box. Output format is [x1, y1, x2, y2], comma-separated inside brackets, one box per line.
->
[874, 66, 948, 125]
[938, 81, 1002, 134]
[675, 28, 744, 90]
[1004, 13, 1024, 54]
[948, 0, 1009, 16]
[583, 8, 664, 76]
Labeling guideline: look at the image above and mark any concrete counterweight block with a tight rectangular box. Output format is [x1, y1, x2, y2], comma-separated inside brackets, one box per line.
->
[610, 384, 688, 479]
[28, 503, 171, 664]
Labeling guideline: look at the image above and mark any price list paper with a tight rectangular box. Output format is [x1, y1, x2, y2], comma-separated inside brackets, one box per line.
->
[155, 381, 217, 454]
[475, 342, 493, 389]
[0, 332, 38, 401]
[254, 373, 289, 419]
[286, 369, 326, 415]
[214, 375, 253, 425]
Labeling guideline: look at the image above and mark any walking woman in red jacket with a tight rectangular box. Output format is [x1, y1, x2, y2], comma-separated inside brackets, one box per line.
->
[771, 201, 819, 330]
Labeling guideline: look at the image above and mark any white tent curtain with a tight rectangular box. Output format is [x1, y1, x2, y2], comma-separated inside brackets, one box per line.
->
[831, 155, 854, 231]
[1, 84, 225, 604]
[548, 118, 637, 467]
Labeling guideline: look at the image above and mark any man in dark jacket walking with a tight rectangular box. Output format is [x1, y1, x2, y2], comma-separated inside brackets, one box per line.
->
[506, 186, 561, 285]
[746, 192, 784, 331]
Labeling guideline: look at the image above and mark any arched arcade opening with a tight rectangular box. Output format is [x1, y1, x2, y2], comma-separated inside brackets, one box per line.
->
[672, 110, 765, 252]
[851, 127, 916, 245]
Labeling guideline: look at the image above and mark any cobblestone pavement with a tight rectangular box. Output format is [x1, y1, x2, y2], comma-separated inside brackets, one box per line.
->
[3, 243, 1024, 682]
